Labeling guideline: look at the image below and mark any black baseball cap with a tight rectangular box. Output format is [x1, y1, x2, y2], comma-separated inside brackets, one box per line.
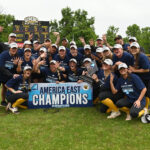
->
[114, 35, 122, 41]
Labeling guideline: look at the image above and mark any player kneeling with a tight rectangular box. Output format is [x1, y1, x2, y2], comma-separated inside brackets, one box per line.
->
[5, 66, 32, 114]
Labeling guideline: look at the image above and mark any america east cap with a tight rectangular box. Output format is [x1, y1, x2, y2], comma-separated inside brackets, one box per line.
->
[84, 45, 91, 50]
[50, 60, 56, 64]
[96, 47, 103, 53]
[59, 46, 66, 51]
[96, 37, 103, 41]
[113, 44, 123, 49]
[24, 48, 31, 52]
[103, 59, 113, 66]
[70, 41, 76, 45]
[70, 45, 77, 49]
[52, 44, 58, 49]
[23, 66, 32, 71]
[33, 40, 39, 44]
[69, 58, 77, 64]
[39, 47, 47, 52]
[103, 46, 110, 51]
[129, 37, 137, 42]
[10, 42, 18, 48]
[118, 63, 128, 70]
[24, 40, 32, 45]
[130, 42, 140, 48]
[9, 33, 16, 37]
[83, 58, 92, 63]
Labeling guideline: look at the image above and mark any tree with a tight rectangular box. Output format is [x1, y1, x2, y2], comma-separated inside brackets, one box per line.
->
[106, 26, 119, 46]
[126, 24, 150, 53]
[0, 14, 15, 42]
[49, 7, 97, 46]
[140, 27, 150, 53]
[126, 24, 141, 38]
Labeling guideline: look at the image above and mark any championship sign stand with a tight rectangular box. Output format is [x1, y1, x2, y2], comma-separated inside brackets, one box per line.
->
[28, 82, 93, 109]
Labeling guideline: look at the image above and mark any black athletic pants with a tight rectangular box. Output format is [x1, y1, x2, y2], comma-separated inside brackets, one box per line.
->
[116, 98, 145, 118]
[99, 90, 124, 113]
[7, 93, 28, 106]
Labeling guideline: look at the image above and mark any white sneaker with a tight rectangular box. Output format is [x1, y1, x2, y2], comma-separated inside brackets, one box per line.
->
[9, 106, 19, 114]
[125, 114, 132, 121]
[107, 111, 121, 119]
[144, 108, 149, 115]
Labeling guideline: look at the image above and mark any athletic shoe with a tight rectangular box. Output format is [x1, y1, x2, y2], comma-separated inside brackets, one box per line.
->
[107, 111, 121, 119]
[0, 101, 8, 107]
[7, 104, 20, 114]
[144, 108, 149, 115]
[125, 114, 132, 121]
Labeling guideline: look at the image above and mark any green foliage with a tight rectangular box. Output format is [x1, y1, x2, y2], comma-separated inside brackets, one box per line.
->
[0, 14, 15, 42]
[139, 27, 150, 53]
[50, 7, 97, 46]
[126, 24, 141, 38]
[106, 26, 119, 46]
[126, 24, 150, 53]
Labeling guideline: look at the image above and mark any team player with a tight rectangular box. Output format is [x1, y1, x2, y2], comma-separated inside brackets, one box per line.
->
[68, 45, 83, 67]
[5, 66, 32, 114]
[92, 59, 124, 114]
[0, 42, 19, 106]
[110, 63, 147, 120]
[36, 60, 65, 83]
[54, 46, 69, 67]
[112, 44, 134, 75]
[16, 48, 34, 73]
[56, 58, 83, 82]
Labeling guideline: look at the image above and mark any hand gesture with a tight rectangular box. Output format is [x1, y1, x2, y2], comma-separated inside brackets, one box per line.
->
[39, 60, 46, 66]
[102, 34, 107, 42]
[53, 32, 59, 36]
[29, 33, 33, 40]
[79, 37, 85, 43]
[13, 57, 19, 65]
[55, 62, 60, 69]
[13, 74, 19, 79]
[40, 52, 47, 59]
[18, 58, 23, 66]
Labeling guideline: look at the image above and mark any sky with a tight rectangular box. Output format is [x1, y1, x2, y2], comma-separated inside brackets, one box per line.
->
[0, 0, 150, 37]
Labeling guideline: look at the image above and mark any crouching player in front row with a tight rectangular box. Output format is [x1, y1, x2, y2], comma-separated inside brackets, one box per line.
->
[109, 63, 147, 120]
[5, 66, 32, 114]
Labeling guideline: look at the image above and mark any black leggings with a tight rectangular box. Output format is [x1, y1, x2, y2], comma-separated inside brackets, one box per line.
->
[99, 90, 124, 113]
[116, 98, 145, 118]
[7, 93, 28, 106]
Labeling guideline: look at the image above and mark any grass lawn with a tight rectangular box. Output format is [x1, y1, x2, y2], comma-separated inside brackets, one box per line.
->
[0, 105, 150, 150]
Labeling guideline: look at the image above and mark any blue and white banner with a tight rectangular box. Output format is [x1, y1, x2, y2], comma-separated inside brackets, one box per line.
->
[28, 82, 93, 109]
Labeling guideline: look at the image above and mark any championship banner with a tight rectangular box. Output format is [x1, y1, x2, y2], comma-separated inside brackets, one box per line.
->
[28, 82, 93, 109]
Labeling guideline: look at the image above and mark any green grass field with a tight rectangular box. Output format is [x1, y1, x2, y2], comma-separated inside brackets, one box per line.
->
[0, 104, 150, 150]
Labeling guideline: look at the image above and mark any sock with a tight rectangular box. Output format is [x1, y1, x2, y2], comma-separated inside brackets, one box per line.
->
[12, 98, 26, 108]
[18, 105, 28, 109]
[120, 107, 129, 114]
[101, 98, 118, 112]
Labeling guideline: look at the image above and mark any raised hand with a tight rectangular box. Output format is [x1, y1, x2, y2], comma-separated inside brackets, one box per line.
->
[18, 58, 23, 66]
[13, 57, 19, 65]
